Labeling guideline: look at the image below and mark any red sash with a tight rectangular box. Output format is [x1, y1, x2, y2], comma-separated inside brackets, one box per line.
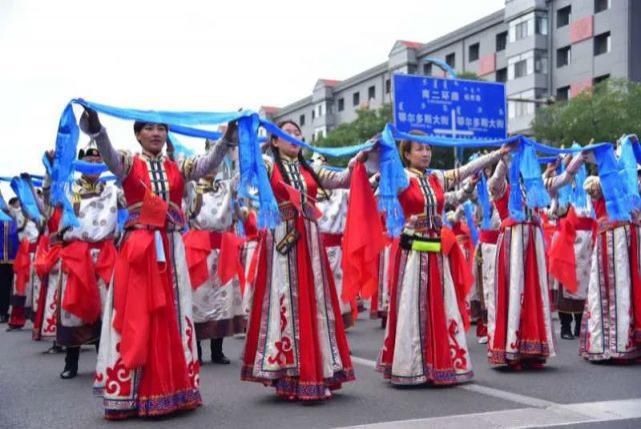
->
[112, 230, 167, 368]
[321, 233, 343, 248]
[548, 208, 595, 294]
[479, 230, 499, 244]
[442, 227, 474, 331]
[183, 230, 244, 290]
[60, 240, 113, 323]
[341, 162, 385, 301]
[13, 239, 35, 296]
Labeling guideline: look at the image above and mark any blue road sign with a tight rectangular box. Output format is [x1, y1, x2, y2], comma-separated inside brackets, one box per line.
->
[393, 74, 507, 140]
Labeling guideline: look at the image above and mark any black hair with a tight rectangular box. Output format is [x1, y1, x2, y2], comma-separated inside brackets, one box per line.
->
[78, 148, 100, 159]
[269, 120, 326, 197]
[133, 121, 168, 134]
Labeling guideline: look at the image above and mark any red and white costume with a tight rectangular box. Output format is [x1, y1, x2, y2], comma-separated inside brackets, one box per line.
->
[32, 208, 62, 341]
[7, 206, 41, 329]
[579, 176, 641, 361]
[377, 152, 500, 385]
[487, 159, 556, 367]
[184, 178, 245, 340]
[91, 127, 231, 419]
[241, 155, 355, 400]
[56, 178, 121, 347]
[317, 188, 355, 328]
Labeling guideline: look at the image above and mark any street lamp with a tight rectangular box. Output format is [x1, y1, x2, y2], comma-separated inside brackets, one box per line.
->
[506, 96, 556, 106]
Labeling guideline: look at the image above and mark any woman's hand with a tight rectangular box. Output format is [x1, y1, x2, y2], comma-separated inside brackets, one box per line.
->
[348, 150, 369, 169]
[355, 150, 369, 163]
[544, 158, 561, 175]
[582, 150, 596, 164]
[499, 140, 519, 156]
[469, 172, 481, 186]
[79, 107, 102, 134]
[223, 121, 239, 146]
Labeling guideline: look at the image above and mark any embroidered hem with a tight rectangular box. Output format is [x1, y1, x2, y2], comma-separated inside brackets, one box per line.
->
[376, 362, 473, 386]
[103, 388, 202, 420]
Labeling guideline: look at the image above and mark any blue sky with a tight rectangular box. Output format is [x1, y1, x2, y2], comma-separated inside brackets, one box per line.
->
[0, 0, 504, 187]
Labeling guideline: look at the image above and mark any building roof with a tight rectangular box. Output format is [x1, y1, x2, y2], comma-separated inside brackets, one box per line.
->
[272, 95, 313, 117]
[318, 79, 341, 87]
[417, 9, 504, 56]
[333, 62, 388, 91]
[397, 40, 425, 50]
[260, 105, 280, 114]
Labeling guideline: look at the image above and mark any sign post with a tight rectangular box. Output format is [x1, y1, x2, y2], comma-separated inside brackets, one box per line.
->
[393, 74, 507, 148]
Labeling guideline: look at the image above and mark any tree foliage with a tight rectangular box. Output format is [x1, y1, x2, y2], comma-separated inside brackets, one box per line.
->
[314, 73, 492, 169]
[316, 104, 393, 149]
[312, 104, 391, 166]
[456, 71, 485, 81]
[532, 79, 641, 147]
[314, 103, 463, 168]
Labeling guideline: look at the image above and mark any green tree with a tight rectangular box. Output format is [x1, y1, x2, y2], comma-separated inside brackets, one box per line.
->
[316, 104, 393, 149]
[313, 104, 392, 166]
[315, 103, 462, 169]
[455, 71, 484, 81]
[532, 79, 641, 147]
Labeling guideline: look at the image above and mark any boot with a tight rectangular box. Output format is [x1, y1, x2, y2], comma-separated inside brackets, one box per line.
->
[44, 341, 64, 354]
[476, 319, 488, 344]
[60, 347, 79, 379]
[211, 338, 230, 364]
[559, 312, 574, 340]
[196, 340, 203, 364]
[573, 312, 583, 338]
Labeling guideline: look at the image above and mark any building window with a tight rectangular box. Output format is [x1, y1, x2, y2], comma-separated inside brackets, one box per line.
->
[368, 85, 376, 100]
[508, 89, 536, 119]
[556, 86, 570, 102]
[423, 62, 432, 76]
[595, 0, 610, 13]
[353, 91, 360, 107]
[594, 32, 611, 56]
[513, 20, 529, 41]
[385, 79, 391, 94]
[468, 43, 480, 62]
[514, 59, 528, 78]
[315, 103, 324, 118]
[557, 6, 571, 28]
[557, 46, 571, 68]
[496, 67, 507, 83]
[496, 31, 508, 51]
[508, 50, 548, 79]
[509, 12, 548, 42]
[314, 127, 326, 141]
[535, 14, 548, 35]
[534, 50, 548, 74]
[299, 114, 305, 126]
[594, 74, 610, 85]
[311, 109, 315, 120]
[445, 53, 456, 68]
[337, 98, 344, 112]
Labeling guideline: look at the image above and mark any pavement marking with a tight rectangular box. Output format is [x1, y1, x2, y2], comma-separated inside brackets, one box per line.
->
[349, 355, 641, 428]
[458, 383, 557, 408]
[336, 399, 641, 429]
[350, 356, 377, 369]
[351, 355, 556, 408]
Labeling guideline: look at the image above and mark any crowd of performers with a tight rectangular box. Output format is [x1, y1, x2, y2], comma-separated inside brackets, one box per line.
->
[1, 107, 640, 420]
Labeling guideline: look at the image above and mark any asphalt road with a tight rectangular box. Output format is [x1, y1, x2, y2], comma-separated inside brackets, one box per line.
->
[1, 314, 640, 429]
